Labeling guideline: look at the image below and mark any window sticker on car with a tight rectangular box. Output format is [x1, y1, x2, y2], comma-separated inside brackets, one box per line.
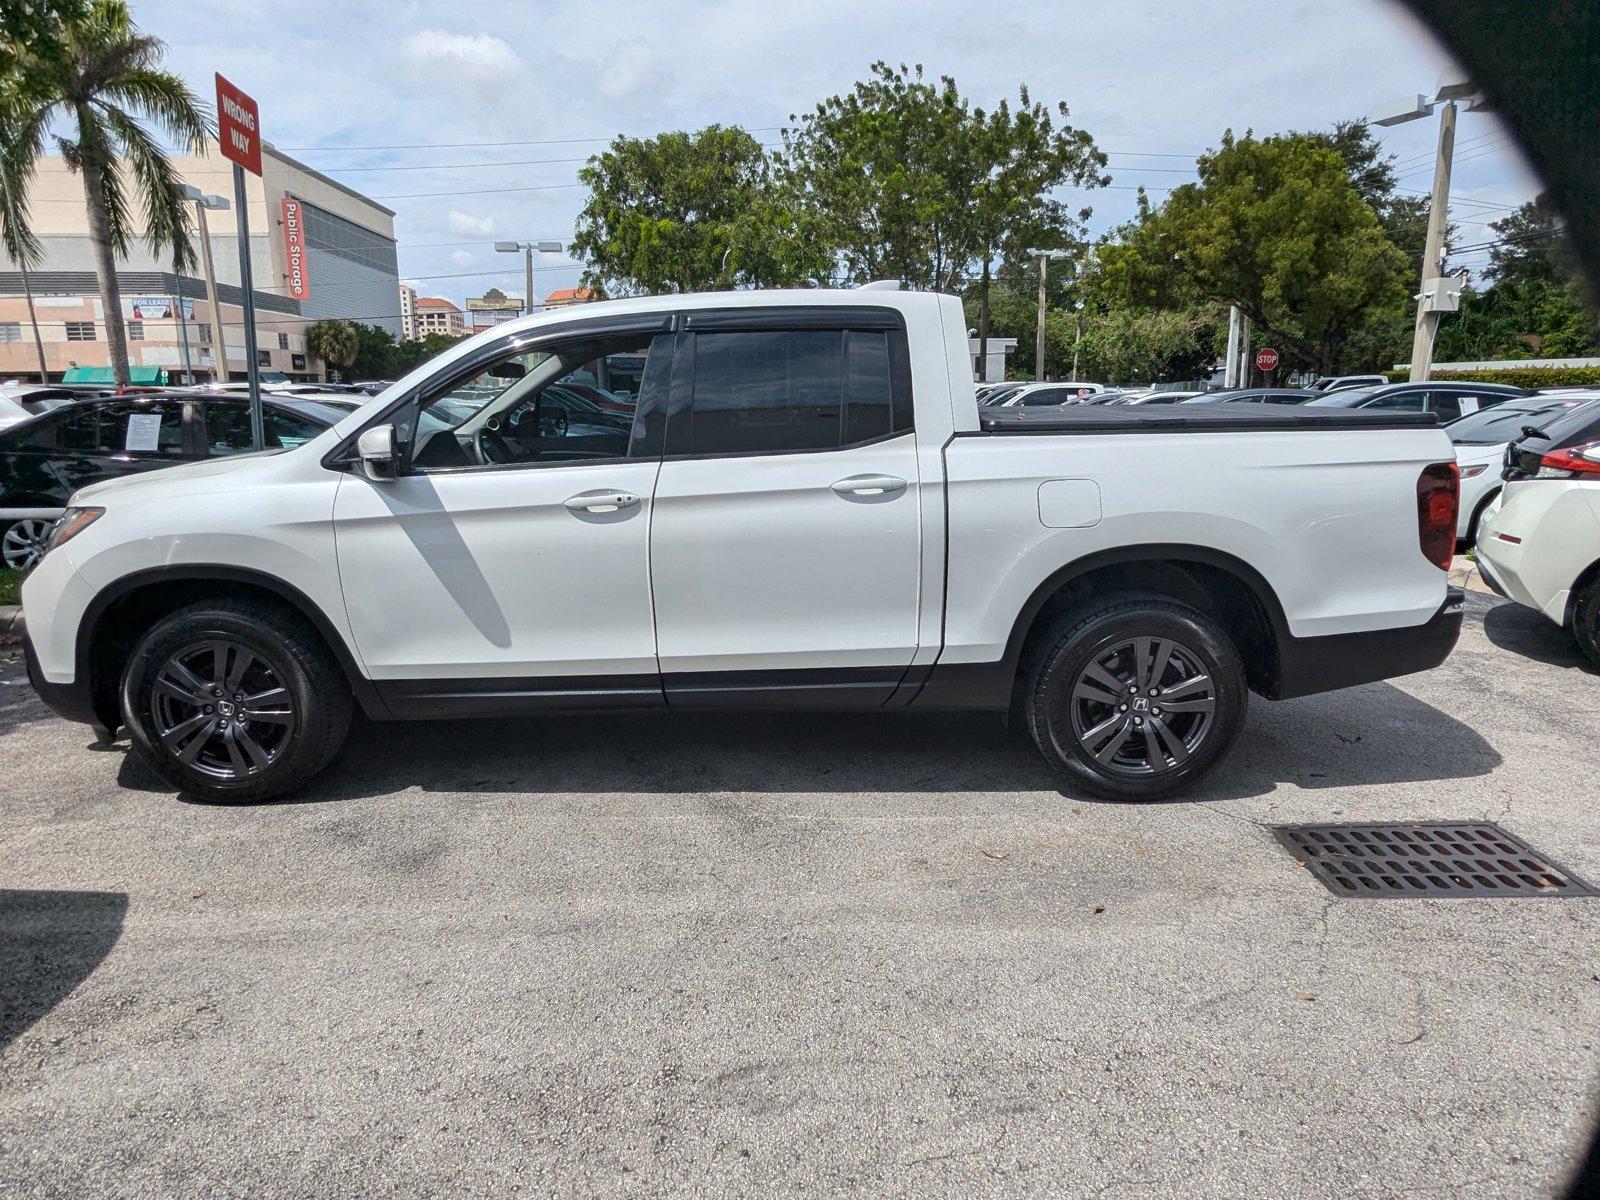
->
[1459, 396, 1481, 415]
[125, 413, 163, 452]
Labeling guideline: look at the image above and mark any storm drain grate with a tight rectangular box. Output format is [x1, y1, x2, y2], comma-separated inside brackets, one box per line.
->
[1272, 822, 1596, 899]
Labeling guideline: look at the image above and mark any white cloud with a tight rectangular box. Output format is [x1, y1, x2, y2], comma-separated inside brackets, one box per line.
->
[597, 38, 668, 101]
[399, 30, 525, 99]
[447, 211, 496, 238]
[450, 249, 475, 268]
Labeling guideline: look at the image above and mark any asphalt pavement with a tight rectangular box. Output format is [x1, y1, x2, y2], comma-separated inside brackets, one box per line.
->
[2, 591, 1598, 1199]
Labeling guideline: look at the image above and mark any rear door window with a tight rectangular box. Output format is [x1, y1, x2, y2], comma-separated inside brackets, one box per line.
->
[684, 327, 911, 456]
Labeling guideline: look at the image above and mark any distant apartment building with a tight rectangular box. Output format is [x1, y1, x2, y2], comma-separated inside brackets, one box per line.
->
[542, 287, 595, 310]
[0, 138, 401, 383]
[398, 283, 418, 340]
[414, 297, 466, 337]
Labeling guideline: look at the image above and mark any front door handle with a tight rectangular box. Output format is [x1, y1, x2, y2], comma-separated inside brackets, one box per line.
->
[830, 474, 907, 497]
[563, 490, 640, 513]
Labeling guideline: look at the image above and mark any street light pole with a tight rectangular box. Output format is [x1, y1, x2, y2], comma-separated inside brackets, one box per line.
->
[496, 238, 564, 319]
[1409, 99, 1457, 383]
[187, 190, 230, 382]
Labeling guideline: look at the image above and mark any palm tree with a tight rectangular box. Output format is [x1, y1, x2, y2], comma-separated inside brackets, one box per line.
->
[0, 1, 211, 388]
[305, 319, 359, 382]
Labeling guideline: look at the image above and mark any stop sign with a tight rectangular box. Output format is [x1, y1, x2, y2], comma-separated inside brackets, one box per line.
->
[1255, 347, 1280, 372]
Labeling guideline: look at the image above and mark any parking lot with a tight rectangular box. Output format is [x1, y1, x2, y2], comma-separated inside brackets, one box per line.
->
[1, 590, 1597, 1198]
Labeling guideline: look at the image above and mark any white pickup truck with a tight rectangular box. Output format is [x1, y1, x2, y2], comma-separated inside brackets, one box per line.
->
[22, 287, 1465, 803]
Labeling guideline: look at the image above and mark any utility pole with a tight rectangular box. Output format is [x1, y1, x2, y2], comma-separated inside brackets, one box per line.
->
[1373, 82, 1485, 383]
[231, 163, 264, 447]
[1025, 248, 1072, 381]
[1071, 300, 1085, 381]
[1409, 99, 1457, 383]
[1238, 313, 1253, 387]
[172, 280, 194, 384]
[0, 172, 51, 383]
[1224, 306, 1241, 389]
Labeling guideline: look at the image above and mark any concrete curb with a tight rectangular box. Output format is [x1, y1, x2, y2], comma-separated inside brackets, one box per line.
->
[1449, 555, 1494, 596]
[0, 605, 22, 645]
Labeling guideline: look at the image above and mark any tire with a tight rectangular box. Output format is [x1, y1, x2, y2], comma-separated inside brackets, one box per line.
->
[119, 599, 352, 803]
[1, 516, 55, 571]
[1023, 594, 1248, 801]
[1574, 578, 1600, 669]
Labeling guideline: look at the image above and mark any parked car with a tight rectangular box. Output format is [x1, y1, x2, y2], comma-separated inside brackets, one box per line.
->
[1307, 374, 1389, 392]
[985, 382, 1094, 408]
[0, 391, 344, 570]
[1180, 388, 1316, 405]
[1476, 401, 1600, 665]
[1305, 380, 1528, 422]
[0, 386, 80, 432]
[1446, 393, 1600, 545]
[21, 288, 1463, 804]
[1120, 390, 1206, 405]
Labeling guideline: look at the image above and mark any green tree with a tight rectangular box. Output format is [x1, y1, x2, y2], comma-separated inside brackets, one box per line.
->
[393, 331, 469, 376]
[0, 0, 211, 388]
[304, 318, 359, 381]
[785, 62, 1105, 377]
[348, 322, 399, 381]
[1099, 132, 1410, 374]
[573, 125, 828, 296]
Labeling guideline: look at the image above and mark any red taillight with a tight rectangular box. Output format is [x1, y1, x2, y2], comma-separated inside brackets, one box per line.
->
[1533, 439, 1600, 479]
[1417, 462, 1459, 570]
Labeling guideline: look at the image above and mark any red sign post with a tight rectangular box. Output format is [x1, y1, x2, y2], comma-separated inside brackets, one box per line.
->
[215, 74, 266, 447]
[1255, 347, 1280, 373]
[280, 196, 310, 301]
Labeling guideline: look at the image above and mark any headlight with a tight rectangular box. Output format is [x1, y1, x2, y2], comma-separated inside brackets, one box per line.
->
[1458, 463, 1490, 478]
[44, 507, 105, 557]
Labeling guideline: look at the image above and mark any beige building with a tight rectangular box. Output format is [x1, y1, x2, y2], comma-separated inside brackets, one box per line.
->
[542, 287, 595, 310]
[0, 139, 400, 383]
[398, 283, 419, 341]
[414, 297, 466, 337]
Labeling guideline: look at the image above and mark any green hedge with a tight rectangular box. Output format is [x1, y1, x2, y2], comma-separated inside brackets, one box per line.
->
[1383, 365, 1600, 388]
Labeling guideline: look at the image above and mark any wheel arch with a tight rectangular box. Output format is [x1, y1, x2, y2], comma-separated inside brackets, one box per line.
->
[77, 565, 386, 729]
[913, 544, 1292, 710]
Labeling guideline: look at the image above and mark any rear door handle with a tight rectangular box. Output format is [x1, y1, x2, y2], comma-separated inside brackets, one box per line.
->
[563, 490, 640, 513]
[830, 474, 908, 496]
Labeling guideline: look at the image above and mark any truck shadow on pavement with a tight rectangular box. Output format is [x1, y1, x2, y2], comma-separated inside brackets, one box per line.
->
[113, 678, 1501, 807]
[0, 889, 128, 1050]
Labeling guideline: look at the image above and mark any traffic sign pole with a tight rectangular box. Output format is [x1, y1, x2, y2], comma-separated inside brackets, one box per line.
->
[232, 162, 264, 450]
[215, 74, 265, 449]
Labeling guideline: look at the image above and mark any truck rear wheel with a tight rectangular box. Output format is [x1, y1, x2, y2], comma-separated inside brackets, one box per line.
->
[1023, 596, 1248, 801]
[120, 599, 352, 803]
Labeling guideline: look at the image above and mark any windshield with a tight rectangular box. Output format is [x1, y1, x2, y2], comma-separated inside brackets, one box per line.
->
[1447, 398, 1600, 444]
[1305, 386, 1380, 407]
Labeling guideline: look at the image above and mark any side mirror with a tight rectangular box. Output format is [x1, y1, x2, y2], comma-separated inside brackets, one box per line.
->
[356, 424, 398, 481]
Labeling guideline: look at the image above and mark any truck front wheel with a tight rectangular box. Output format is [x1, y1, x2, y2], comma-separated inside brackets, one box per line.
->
[1023, 596, 1248, 801]
[119, 600, 353, 803]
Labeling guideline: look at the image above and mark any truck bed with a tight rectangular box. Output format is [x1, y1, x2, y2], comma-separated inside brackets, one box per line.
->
[977, 406, 1439, 434]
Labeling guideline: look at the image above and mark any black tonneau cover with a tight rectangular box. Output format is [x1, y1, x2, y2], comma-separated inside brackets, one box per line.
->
[977, 406, 1439, 434]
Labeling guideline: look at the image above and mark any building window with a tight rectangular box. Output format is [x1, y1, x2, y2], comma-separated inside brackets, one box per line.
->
[198, 323, 212, 343]
[66, 322, 96, 341]
[127, 320, 145, 342]
[291, 353, 307, 371]
[0, 322, 21, 343]
[257, 349, 271, 367]
[277, 332, 289, 350]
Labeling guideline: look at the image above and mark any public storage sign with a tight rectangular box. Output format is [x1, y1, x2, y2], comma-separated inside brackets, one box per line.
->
[215, 73, 262, 175]
[281, 197, 310, 300]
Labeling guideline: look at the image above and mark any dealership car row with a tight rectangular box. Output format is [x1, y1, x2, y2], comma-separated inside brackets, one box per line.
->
[3, 363, 1599, 672]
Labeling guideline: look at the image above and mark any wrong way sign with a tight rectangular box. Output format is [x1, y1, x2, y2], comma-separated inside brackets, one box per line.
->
[215, 74, 262, 175]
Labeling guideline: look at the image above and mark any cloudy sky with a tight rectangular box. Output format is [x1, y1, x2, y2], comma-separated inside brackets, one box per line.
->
[133, 0, 1542, 311]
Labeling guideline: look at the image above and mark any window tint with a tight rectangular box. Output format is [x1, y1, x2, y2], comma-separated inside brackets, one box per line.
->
[406, 333, 667, 472]
[1428, 392, 1463, 422]
[204, 403, 326, 455]
[687, 327, 908, 456]
[1363, 390, 1427, 412]
[1022, 388, 1069, 407]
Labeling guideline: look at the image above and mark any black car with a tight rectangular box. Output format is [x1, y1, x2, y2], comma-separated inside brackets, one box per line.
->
[1304, 380, 1528, 422]
[1180, 388, 1316, 405]
[1504, 397, 1600, 482]
[0, 391, 345, 570]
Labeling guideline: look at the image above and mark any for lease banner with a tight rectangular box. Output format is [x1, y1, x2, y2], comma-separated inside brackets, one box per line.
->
[281, 196, 311, 301]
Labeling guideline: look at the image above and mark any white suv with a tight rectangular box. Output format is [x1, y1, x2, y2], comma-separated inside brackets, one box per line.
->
[1476, 403, 1600, 665]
